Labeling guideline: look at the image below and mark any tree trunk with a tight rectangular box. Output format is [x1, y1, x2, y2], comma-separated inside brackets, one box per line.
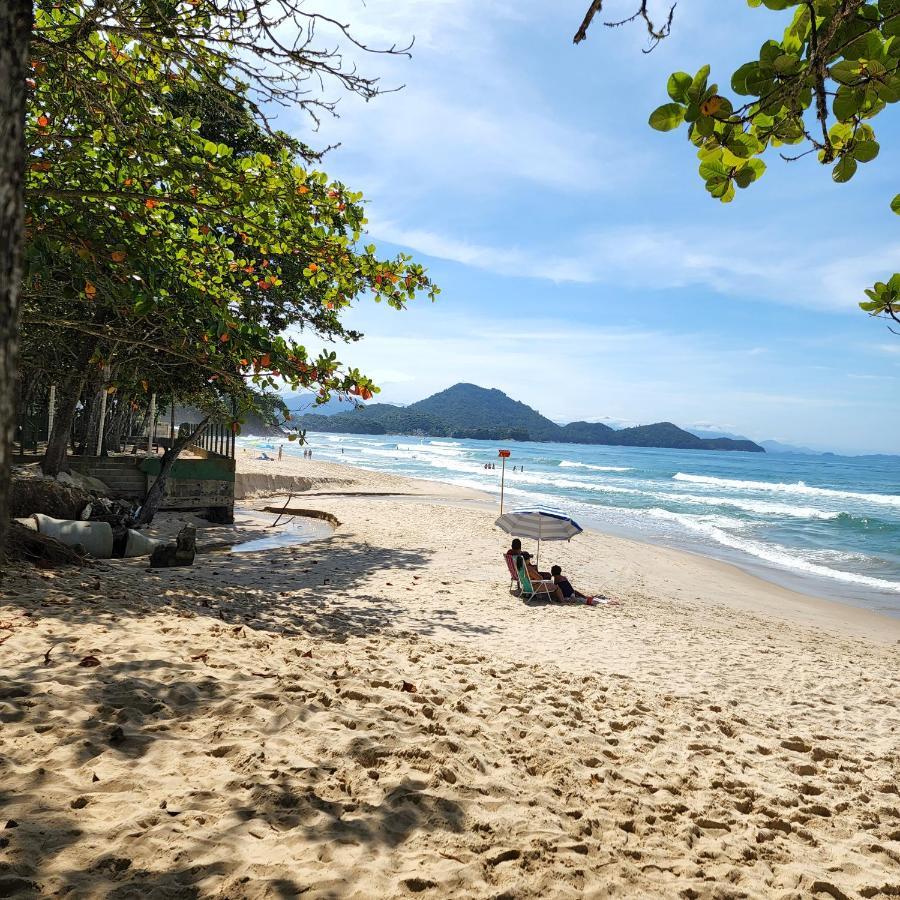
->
[134, 418, 209, 527]
[76, 385, 100, 455]
[42, 376, 83, 476]
[104, 397, 129, 454]
[0, 0, 32, 557]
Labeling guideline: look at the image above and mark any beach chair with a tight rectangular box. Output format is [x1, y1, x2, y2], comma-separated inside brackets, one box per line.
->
[514, 555, 556, 601]
[503, 552, 519, 592]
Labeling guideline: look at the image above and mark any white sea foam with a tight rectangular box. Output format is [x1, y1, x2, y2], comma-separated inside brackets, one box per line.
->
[396, 442, 465, 457]
[647, 508, 900, 593]
[673, 473, 900, 509]
[559, 461, 633, 472]
[513, 470, 642, 495]
[664, 492, 841, 520]
[357, 447, 404, 459]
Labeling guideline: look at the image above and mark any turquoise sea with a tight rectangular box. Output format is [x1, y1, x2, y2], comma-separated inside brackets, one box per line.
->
[241, 432, 900, 616]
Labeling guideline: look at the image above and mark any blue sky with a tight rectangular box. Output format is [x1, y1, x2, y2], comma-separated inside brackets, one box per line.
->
[281, 1, 899, 454]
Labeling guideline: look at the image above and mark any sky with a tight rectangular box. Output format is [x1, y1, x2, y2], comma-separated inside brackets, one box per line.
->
[278, 1, 899, 454]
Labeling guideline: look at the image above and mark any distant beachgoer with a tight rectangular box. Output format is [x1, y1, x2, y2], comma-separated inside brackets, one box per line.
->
[278, 445, 283, 461]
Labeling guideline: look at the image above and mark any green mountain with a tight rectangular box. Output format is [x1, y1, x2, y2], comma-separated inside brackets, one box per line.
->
[295, 383, 765, 452]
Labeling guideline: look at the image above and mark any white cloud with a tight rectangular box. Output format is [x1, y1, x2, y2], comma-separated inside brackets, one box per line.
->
[292, 0, 646, 198]
[369, 219, 896, 312]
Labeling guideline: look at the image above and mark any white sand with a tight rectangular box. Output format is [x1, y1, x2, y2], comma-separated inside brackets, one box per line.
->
[1, 455, 898, 898]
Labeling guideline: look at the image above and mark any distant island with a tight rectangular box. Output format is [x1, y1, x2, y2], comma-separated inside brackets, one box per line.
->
[292, 384, 765, 452]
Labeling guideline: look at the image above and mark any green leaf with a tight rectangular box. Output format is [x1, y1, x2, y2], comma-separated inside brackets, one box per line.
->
[852, 140, 880, 162]
[891, 193, 900, 215]
[745, 158, 767, 178]
[731, 62, 758, 95]
[773, 53, 800, 75]
[649, 102, 685, 131]
[688, 65, 711, 102]
[833, 88, 860, 121]
[667, 72, 693, 103]
[725, 132, 757, 159]
[832, 155, 858, 183]
[829, 60, 860, 85]
[734, 167, 755, 188]
[699, 158, 728, 181]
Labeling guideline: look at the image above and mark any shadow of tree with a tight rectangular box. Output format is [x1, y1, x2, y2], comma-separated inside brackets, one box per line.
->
[0, 527, 487, 898]
[235, 776, 464, 850]
[5, 534, 502, 644]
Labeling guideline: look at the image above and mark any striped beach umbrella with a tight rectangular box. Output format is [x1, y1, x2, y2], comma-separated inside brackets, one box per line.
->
[494, 506, 583, 569]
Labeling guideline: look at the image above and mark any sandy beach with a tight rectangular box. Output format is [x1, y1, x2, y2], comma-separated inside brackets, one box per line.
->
[2, 454, 899, 899]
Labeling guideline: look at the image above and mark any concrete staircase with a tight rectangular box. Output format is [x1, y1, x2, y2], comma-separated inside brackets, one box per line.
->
[68, 457, 147, 499]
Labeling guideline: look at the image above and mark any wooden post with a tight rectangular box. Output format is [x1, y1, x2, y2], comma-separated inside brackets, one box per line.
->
[147, 392, 156, 455]
[47, 383, 56, 440]
[95, 366, 111, 456]
[95, 388, 108, 456]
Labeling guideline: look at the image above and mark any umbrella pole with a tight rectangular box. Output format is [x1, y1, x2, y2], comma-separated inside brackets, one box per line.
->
[537, 516, 542, 571]
[499, 455, 506, 515]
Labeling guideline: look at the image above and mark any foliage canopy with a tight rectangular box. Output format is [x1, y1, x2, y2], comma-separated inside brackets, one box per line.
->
[575, 0, 899, 330]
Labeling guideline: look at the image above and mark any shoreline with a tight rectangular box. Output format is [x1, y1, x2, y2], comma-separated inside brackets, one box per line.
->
[238, 450, 900, 634]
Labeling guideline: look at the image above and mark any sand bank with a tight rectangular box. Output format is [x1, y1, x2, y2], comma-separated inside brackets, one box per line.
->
[1, 454, 898, 898]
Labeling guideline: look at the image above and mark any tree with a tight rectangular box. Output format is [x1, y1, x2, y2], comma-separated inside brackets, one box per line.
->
[574, 0, 899, 330]
[2, 0, 430, 548]
[4, 1, 439, 537]
[0, 0, 32, 555]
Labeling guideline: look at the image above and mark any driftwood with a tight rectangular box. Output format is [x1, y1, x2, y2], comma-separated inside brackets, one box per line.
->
[3, 520, 91, 568]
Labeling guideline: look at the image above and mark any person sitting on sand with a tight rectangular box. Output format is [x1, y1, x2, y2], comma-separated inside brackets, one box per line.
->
[550, 565, 591, 602]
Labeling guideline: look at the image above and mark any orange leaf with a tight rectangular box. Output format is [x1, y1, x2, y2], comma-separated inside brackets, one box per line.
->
[145, 199, 158, 210]
[220, 333, 229, 342]
[308, 263, 318, 273]
[111, 250, 126, 262]
[700, 95, 723, 117]
[84, 282, 97, 298]
[37, 114, 49, 127]
[297, 185, 309, 195]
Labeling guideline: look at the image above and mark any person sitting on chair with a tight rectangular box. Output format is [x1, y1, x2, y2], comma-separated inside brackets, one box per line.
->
[507, 539, 551, 579]
[508, 540, 564, 600]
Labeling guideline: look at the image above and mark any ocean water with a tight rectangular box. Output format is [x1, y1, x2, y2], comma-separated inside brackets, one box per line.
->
[241, 432, 900, 616]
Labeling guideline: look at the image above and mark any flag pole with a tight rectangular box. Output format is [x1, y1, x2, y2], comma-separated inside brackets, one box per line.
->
[498, 449, 510, 515]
